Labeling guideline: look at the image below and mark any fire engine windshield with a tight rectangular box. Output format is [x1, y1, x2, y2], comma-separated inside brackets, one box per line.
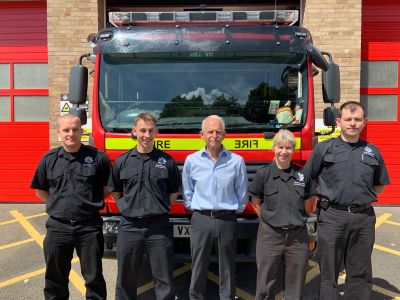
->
[99, 52, 308, 133]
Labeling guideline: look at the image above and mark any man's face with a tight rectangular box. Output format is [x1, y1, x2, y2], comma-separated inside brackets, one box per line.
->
[133, 119, 157, 153]
[57, 116, 82, 152]
[336, 106, 366, 142]
[200, 118, 225, 150]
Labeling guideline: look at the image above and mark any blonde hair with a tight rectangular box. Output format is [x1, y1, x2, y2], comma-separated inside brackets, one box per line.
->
[272, 129, 296, 149]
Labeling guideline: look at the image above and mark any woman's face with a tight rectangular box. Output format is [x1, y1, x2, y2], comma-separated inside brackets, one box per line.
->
[273, 141, 294, 165]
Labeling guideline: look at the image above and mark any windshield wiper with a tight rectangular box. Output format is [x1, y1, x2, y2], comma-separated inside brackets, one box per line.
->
[157, 122, 201, 127]
[107, 127, 132, 133]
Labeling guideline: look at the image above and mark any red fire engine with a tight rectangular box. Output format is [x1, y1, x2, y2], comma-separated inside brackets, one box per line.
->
[67, 7, 340, 260]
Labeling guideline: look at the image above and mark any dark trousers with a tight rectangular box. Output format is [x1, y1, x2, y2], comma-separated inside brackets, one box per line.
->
[43, 216, 106, 300]
[255, 221, 309, 300]
[115, 214, 174, 300]
[189, 212, 237, 300]
[317, 206, 376, 300]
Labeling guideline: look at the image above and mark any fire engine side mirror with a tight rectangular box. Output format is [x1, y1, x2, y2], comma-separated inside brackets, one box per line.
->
[69, 64, 88, 105]
[323, 107, 339, 127]
[69, 106, 87, 125]
[306, 44, 329, 71]
[322, 53, 341, 103]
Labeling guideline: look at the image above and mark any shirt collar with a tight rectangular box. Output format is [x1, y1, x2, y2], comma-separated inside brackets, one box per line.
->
[58, 145, 84, 161]
[200, 146, 228, 159]
[334, 136, 364, 148]
[130, 146, 158, 158]
[271, 160, 296, 181]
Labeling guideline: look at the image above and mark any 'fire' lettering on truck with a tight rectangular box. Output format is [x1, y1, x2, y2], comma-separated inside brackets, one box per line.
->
[105, 137, 301, 151]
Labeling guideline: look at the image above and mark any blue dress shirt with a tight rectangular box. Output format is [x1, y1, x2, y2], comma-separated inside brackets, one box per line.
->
[182, 147, 248, 212]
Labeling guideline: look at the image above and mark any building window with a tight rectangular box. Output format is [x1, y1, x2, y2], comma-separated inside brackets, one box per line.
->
[14, 63, 48, 88]
[0, 96, 11, 121]
[0, 64, 10, 88]
[14, 96, 49, 121]
[0, 62, 48, 122]
[361, 95, 397, 121]
[360, 61, 398, 88]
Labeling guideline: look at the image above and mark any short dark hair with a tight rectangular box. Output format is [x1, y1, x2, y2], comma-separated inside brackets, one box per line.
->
[339, 101, 365, 119]
[134, 113, 157, 127]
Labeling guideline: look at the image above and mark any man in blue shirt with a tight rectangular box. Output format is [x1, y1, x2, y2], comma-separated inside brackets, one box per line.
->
[182, 115, 248, 300]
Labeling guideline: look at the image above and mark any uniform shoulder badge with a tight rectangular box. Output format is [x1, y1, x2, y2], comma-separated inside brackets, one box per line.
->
[363, 146, 375, 158]
[83, 156, 95, 167]
[294, 172, 305, 187]
[155, 156, 167, 169]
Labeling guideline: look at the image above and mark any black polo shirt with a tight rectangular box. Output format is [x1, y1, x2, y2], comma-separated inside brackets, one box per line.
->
[108, 147, 181, 218]
[303, 137, 390, 206]
[30, 145, 111, 221]
[249, 162, 312, 227]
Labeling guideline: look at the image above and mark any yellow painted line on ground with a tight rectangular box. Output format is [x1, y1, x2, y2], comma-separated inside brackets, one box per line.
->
[136, 281, 155, 295]
[207, 270, 254, 300]
[137, 263, 192, 295]
[8, 210, 86, 296]
[305, 260, 320, 284]
[374, 244, 400, 256]
[173, 263, 192, 277]
[375, 213, 392, 229]
[372, 285, 400, 299]
[0, 257, 80, 288]
[0, 212, 47, 226]
[340, 272, 400, 299]
[0, 267, 46, 288]
[386, 220, 400, 227]
[0, 237, 35, 251]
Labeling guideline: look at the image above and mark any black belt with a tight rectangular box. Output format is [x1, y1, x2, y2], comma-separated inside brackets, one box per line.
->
[195, 210, 236, 218]
[50, 216, 96, 225]
[330, 202, 372, 213]
[279, 225, 301, 230]
[126, 214, 167, 222]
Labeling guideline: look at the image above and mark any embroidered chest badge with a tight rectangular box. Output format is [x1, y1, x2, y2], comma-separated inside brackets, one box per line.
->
[363, 146, 375, 158]
[155, 157, 167, 169]
[294, 172, 305, 187]
[83, 156, 95, 167]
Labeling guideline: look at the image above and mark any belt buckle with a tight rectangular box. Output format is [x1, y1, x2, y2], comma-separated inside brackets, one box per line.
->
[210, 210, 217, 218]
[281, 225, 290, 230]
[69, 220, 78, 225]
[347, 206, 357, 213]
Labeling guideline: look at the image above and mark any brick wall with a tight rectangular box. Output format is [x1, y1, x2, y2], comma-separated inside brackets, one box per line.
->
[303, 0, 362, 118]
[47, 0, 104, 148]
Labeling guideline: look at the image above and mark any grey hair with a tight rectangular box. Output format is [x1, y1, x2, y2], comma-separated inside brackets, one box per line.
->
[201, 115, 226, 133]
[272, 129, 296, 149]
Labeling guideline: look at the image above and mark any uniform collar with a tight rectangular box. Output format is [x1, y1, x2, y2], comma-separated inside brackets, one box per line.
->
[58, 145, 84, 161]
[271, 160, 296, 181]
[130, 146, 158, 158]
[334, 136, 365, 149]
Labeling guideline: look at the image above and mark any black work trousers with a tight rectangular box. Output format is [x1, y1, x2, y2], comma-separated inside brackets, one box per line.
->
[115, 214, 174, 300]
[43, 216, 106, 300]
[317, 206, 376, 300]
[255, 221, 309, 300]
[189, 211, 237, 300]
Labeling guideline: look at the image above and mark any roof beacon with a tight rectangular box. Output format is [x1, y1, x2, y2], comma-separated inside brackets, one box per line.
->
[108, 10, 299, 27]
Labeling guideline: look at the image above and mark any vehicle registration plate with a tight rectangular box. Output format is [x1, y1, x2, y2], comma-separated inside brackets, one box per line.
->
[173, 224, 191, 237]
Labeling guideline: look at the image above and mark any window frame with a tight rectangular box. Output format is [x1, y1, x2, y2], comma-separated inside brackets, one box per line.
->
[360, 60, 400, 124]
[0, 61, 48, 123]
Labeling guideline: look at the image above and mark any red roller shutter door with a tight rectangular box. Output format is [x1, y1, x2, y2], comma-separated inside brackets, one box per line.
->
[361, 0, 400, 204]
[0, 1, 49, 202]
